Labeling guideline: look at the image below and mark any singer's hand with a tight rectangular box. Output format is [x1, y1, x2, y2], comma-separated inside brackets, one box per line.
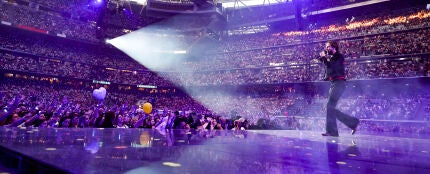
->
[319, 51, 327, 57]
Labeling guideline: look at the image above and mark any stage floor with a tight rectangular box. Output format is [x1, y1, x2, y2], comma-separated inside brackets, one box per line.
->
[0, 127, 430, 174]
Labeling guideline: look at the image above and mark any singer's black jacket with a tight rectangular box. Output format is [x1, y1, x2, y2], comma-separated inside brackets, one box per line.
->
[319, 52, 346, 81]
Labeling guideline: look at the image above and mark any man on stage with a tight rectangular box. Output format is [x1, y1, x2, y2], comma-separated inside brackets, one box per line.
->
[318, 40, 359, 137]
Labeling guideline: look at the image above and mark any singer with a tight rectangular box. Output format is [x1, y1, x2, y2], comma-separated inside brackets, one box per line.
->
[318, 40, 359, 137]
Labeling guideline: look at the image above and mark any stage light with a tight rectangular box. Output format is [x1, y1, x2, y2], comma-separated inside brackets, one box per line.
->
[162, 162, 181, 167]
[336, 161, 347, 165]
[173, 50, 187, 54]
[90, 0, 104, 7]
[130, 0, 147, 5]
[114, 146, 128, 149]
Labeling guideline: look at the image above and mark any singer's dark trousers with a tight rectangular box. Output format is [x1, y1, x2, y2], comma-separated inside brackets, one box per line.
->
[326, 80, 359, 136]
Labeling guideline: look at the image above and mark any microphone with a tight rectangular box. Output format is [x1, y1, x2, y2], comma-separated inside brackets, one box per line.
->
[316, 50, 327, 60]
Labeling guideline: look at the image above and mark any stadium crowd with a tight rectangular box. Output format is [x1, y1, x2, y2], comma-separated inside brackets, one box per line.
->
[0, 1, 99, 42]
[1, 82, 429, 134]
[1, 25, 429, 86]
[0, 1, 429, 134]
[220, 8, 430, 51]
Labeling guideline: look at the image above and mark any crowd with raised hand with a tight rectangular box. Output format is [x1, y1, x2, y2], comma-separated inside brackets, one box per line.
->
[0, 83, 201, 129]
[1, 82, 429, 134]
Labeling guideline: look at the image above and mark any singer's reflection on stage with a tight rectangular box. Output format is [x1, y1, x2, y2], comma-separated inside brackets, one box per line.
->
[326, 138, 361, 174]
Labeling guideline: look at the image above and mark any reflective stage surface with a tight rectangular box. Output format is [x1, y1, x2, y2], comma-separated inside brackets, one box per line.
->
[0, 127, 430, 174]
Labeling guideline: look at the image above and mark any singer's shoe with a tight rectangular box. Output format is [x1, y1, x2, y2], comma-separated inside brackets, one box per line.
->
[321, 133, 339, 137]
[351, 120, 359, 135]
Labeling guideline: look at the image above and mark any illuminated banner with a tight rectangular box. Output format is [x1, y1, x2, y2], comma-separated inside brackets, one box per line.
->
[137, 85, 157, 88]
[92, 80, 111, 85]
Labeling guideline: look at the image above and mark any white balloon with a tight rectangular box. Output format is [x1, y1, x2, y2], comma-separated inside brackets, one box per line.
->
[92, 87, 107, 100]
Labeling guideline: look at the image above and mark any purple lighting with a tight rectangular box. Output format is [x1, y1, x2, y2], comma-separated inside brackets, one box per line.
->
[90, 0, 104, 7]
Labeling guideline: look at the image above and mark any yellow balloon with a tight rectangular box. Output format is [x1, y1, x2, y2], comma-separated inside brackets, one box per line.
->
[142, 102, 152, 114]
